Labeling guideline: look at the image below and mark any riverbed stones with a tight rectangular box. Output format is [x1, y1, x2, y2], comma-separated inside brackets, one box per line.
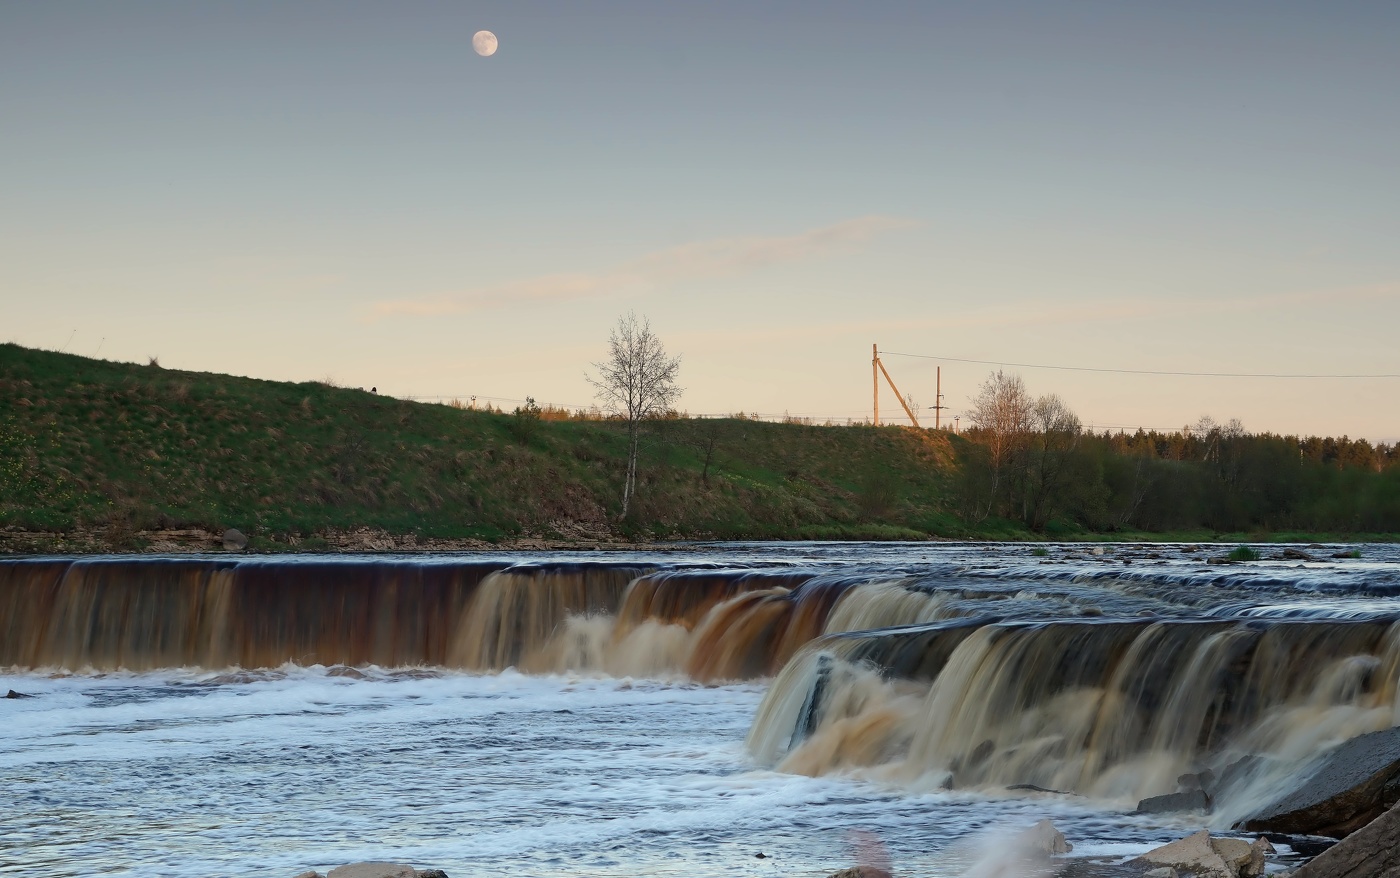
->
[1289, 801, 1400, 877]
[222, 527, 248, 551]
[1241, 726, 1400, 837]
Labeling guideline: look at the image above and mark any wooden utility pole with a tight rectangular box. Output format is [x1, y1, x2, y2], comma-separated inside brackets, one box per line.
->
[929, 366, 948, 429]
[871, 344, 921, 427]
[872, 343, 880, 426]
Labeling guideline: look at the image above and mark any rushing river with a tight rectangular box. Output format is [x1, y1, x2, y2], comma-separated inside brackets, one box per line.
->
[5, 541, 1400, 877]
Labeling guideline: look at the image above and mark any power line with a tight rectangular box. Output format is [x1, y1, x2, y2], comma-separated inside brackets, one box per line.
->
[881, 350, 1400, 380]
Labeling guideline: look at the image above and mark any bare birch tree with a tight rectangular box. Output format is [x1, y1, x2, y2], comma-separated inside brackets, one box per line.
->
[967, 370, 1034, 520]
[587, 312, 682, 517]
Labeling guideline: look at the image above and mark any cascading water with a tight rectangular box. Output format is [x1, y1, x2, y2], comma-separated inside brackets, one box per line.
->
[7, 543, 1400, 876]
[749, 614, 1400, 827]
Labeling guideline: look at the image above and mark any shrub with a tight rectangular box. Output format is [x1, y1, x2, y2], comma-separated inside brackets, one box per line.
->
[510, 397, 542, 445]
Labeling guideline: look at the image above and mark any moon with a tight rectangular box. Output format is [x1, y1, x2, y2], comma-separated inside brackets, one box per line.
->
[472, 30, 498, 57]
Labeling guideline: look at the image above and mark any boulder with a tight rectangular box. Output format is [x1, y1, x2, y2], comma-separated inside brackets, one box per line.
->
[1131, 830, 1267, 878]
[1281, 548, 1315, 561]
[222, 528, 248, 551]
[1290, 801, 1400, 878]
[291, 873, 323, 878]
[1241, 727, 1400, 837]
[4, 689, 35, 699]
[416, 872, 449, 878]
[1141, 869, 1178, 878]
[1022, 819, 1073, 855]
[1136, 789, 1211, 814]
[1210, 837, 1264, 878]
[1178, 770, 1217, 793]
[827, 868, 892, 878]
[326, 864, 416, 878]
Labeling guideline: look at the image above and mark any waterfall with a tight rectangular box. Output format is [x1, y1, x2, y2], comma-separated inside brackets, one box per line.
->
[748, 616, 1400, 816]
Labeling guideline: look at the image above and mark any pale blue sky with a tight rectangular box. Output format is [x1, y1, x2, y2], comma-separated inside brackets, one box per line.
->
[3, 2, 1398, 439]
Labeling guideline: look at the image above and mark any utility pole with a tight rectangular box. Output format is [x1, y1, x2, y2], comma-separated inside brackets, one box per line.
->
[927, 366, 949, 430]
[872, 343, 880, 426]
[871, 344, 921, 427]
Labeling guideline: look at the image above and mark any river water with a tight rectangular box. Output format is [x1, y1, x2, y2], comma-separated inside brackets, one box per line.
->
[4, 541, 1399, 877]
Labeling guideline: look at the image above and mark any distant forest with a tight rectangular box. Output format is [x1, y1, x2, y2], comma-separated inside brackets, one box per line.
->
[956, 371, 1399, 535]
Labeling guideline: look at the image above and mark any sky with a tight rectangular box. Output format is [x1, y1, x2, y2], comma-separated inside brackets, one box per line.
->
[3, 1, 1398, 440]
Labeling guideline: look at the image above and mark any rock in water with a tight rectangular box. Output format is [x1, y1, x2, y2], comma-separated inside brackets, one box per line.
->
[1022, 819, 1073, 855]
[5, 689, 35, 699]
[1242, 727, 1400, 837]
[326, 864, 416, 878]
[222, 528, 248, 551]
[1290, 801, 1400, 877]
[826, 868, 892, 878]
[1132, 829, 1267, 878]
[1282, 548, 1315, 561]
[1136, 789, 1211, 814]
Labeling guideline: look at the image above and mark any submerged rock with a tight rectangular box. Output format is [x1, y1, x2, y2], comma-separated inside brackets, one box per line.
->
[4, 689, 35, 699]
[1241, 726, 1400, 837]
[1290, 801, 1400, 877]
[1136, 789, 1211, 814]
[1281, 548, 1315, 561]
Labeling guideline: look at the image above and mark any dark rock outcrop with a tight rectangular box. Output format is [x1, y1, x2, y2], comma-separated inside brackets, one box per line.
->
[1289, 801, 1400, 877]
[1241, 727, 1400, 837]
[1136, 789, 1211, 814]
[4, 689, 35, 699]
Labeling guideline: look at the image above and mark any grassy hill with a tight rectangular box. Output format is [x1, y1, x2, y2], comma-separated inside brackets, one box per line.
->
[0, 344, 968, 550]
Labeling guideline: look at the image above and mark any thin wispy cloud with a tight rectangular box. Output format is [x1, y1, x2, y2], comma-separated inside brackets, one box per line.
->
[366, 216, 915, 319]
[670, 282, 1400, 348]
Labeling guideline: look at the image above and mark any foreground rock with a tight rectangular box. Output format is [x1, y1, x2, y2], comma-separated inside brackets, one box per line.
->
[1241, 726, 1400, 837]
[827, 868, 892, 878]
[1024, 819, 1073, 855]
[1130, 830, 1267, 878]
[293, 865, 448, 878]
[962, 820, 1073, 877]
[1290, 801, 1400, 877]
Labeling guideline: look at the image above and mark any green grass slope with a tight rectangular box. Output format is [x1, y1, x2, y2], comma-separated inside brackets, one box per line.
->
[1, 344, 964, 548]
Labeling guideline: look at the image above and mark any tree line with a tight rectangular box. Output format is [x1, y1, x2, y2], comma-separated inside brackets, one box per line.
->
[958, 371, 1400, 534]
